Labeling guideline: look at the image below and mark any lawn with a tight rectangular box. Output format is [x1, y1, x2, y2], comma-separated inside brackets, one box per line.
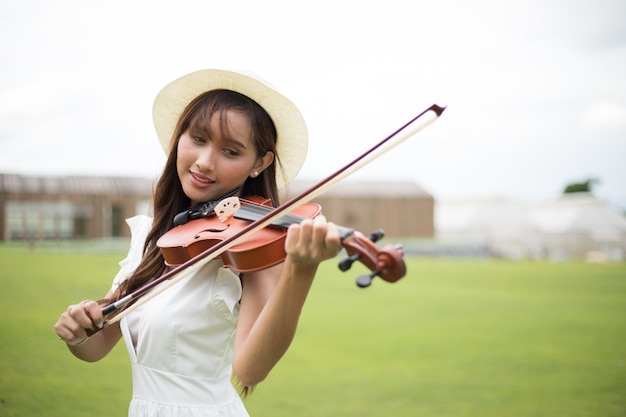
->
[0, 243, 624, 416]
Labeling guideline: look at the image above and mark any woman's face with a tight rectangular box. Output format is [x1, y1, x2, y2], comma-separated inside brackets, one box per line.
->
[177, 109, 274, 205]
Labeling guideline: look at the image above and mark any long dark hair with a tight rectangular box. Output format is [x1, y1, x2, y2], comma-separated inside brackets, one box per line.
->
[110, 89, 281, 303]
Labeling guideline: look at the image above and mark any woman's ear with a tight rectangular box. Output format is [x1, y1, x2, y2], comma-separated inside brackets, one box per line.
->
[250, 151, 274, 178]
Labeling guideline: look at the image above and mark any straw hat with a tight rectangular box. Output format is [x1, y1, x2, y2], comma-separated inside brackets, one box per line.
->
[152, 69, 308, 188]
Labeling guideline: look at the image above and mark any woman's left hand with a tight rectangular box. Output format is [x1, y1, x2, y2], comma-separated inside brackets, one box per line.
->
[284, 215, 342, 267]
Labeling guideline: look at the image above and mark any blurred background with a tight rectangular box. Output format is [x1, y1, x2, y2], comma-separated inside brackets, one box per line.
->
[0, 2, 625, 416]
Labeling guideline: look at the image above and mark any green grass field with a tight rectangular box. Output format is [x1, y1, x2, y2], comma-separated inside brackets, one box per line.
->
[0, 243, 625, 416]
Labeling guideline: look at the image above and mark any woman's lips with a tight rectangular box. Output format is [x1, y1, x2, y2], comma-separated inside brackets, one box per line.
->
[190, 171, 214, 187]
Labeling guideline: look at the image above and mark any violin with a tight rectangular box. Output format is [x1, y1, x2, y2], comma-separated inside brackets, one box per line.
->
[156, 195, 406, 287]
[97, 104, 445, 325]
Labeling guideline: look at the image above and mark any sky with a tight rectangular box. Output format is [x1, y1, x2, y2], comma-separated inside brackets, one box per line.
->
[1, 0, 625, 209]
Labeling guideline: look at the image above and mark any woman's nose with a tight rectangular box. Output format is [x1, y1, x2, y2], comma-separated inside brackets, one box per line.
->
[195, 148, 216, 172]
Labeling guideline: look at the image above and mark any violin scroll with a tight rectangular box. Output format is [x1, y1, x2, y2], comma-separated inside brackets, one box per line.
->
[338, 229, 406, 288]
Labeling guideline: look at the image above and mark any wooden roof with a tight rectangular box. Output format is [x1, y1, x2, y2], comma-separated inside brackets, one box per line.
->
[0, 173, 154, 196]
[1, 174, 431, 200]
[287, 179, 433, 199]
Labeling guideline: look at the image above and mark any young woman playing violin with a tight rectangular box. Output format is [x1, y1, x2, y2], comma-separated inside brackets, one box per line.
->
[54, 69, 342, 417]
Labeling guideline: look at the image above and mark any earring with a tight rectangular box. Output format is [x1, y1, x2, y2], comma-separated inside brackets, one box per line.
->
[252, 171, 259, 178]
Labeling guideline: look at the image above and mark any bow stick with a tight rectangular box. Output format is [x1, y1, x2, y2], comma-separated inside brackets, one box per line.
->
[96, 104, 446, 330]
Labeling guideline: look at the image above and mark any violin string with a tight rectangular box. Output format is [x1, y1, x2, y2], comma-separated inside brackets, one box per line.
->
[236, 201, 355, 239]
[237, 203, 305, 226]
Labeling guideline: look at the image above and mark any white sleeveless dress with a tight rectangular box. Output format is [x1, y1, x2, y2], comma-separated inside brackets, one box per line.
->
[112, 215, 249, 417]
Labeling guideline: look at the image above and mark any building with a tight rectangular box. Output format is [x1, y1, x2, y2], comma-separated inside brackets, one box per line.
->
[286, 180, 435, 238]
[0, 173, 153, 241]
[435, 193, 626, 261]
[1, 174, 435, 242]
[528, 193, 626, 261]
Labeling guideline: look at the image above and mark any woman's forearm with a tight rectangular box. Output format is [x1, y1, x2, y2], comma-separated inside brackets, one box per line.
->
[67, 322, 122, 363]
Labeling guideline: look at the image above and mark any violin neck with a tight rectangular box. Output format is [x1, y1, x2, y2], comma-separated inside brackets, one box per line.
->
[234, 204, 354, 240]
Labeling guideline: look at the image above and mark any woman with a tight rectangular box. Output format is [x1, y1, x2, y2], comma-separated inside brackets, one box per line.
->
[54, 69, 342, 416]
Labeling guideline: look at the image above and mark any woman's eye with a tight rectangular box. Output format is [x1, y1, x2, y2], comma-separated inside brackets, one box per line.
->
[223, 148, 240, 157]
[192, 135, 206, 144]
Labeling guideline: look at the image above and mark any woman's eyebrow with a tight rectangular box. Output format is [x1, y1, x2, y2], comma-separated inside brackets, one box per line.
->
[222, 134, 248, 150]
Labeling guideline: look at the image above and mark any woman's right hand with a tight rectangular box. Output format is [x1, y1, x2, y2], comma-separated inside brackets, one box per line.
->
[54, 300, 104, 346]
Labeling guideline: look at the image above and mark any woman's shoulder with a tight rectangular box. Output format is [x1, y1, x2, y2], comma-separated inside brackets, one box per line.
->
[111, 215, 153, 290]
[126, 215, 153, 242]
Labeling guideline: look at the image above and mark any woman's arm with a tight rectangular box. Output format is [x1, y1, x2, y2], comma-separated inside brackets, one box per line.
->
[54, 294, 122, 362]
[233, 215, 341, 387]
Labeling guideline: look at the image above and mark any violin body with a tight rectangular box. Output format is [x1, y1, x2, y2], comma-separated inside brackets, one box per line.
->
[157, 196, 322, 272]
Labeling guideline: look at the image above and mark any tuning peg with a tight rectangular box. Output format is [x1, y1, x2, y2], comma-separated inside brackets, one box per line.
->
[356, 270, 379, 288]
[368, 229, 385, 242]
[337, 229, 386, 271]
[338, 253, 361, 271]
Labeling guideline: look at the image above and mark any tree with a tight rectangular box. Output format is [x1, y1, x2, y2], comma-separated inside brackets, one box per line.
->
[563, 178, 599, 194]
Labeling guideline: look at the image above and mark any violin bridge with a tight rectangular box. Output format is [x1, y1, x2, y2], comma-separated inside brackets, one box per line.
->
[215, 197, 242, 222]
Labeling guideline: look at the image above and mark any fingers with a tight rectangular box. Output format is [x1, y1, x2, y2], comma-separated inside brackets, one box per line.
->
[81, 300, 104, 329]
[54, 300, 103, 346]
[323, 219, 341, 246]
[285, 215, 342, 264]
[310, 215, 340, 255]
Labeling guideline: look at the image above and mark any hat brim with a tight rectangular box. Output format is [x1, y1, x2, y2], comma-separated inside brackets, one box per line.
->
[152, 69, 308, 189]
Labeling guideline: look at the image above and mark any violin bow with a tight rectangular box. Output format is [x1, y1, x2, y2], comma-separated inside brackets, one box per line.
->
[97, 104, 446, 329]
